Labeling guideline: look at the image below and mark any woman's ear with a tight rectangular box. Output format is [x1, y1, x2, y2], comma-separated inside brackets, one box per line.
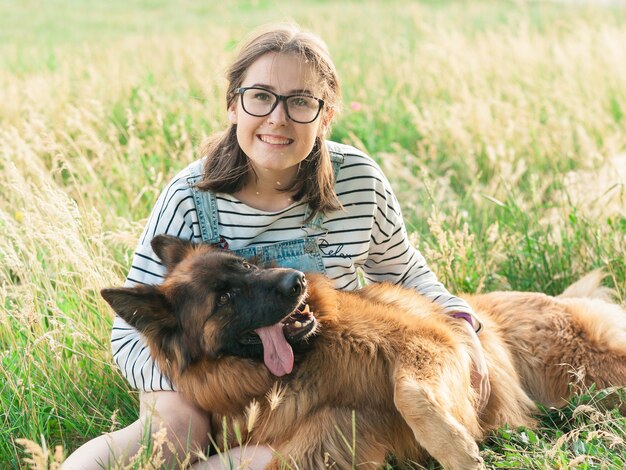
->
[228, 102, 238, 124]
[320, 108, 335, 136]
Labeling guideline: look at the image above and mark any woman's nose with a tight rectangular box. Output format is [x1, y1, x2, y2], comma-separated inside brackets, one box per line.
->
[267, 99, 289, 125]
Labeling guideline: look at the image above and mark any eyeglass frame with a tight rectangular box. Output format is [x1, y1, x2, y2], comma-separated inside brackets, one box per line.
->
[233, 86, 325, 124]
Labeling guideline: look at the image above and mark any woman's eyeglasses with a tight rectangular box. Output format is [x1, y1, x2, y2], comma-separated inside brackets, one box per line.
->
[234, 87, 324, 124]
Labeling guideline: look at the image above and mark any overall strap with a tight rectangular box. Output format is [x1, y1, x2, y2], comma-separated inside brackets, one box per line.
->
[303, 141, 345, 230]
[186, 159, 222, 244]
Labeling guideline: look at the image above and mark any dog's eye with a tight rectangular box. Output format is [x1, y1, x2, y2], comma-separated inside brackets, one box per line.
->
[242, 262, 252, 270]
[218, 292, 231, 306]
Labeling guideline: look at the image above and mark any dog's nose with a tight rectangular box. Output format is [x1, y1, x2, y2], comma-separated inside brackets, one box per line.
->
[279, 271, 306, 296]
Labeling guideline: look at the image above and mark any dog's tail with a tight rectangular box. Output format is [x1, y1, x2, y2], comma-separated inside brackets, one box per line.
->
[559, 269, 616, 301]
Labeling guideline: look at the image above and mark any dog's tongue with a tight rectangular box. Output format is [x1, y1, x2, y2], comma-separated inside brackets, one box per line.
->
[254, 323, 294, 376]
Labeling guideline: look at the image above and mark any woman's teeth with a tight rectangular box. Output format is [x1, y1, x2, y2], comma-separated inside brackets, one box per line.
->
[259, 135, 292, 145]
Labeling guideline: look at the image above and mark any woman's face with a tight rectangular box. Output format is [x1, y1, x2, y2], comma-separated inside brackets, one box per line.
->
[228, 52, 332, 179]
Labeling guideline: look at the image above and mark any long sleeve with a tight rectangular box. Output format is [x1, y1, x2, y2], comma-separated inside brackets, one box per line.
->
[361, 158, 481, 329]
[110, 167, 200, 391]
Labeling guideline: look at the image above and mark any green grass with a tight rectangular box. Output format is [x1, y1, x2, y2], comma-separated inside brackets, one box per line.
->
[1, 0, 626, 468]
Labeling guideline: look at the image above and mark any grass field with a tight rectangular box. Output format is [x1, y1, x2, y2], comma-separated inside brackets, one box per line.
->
[1, 0, 626, 468]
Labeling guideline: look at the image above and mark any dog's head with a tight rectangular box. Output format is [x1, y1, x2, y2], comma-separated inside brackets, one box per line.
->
[102, 235, 318, 377]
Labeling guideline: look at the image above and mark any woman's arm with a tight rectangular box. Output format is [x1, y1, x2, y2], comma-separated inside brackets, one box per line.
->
[361, 158, 490, 409]
[110, 168, 200, 391]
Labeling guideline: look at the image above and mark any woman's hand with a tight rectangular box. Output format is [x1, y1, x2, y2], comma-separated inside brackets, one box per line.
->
[458, 319, 491, 412]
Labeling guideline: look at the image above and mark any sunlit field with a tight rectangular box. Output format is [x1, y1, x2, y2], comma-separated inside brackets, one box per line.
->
[1, 0, 626, 468]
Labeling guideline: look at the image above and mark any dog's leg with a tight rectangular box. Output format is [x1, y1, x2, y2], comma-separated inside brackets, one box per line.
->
[394, 373, 484, 470]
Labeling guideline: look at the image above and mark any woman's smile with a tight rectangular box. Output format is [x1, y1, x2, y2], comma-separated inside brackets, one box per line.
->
[257, 134, 294, 146]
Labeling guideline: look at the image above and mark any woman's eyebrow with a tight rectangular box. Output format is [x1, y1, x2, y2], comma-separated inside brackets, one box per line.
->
[249, 83, 274, 90]
[249, 83, 315, 96]
[288, 88, 315, 96]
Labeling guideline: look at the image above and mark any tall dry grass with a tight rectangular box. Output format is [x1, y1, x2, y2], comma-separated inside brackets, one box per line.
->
[1, 1, 625, 468]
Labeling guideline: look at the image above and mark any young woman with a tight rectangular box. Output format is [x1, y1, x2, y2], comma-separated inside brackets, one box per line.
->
[63, 24, 489, 470]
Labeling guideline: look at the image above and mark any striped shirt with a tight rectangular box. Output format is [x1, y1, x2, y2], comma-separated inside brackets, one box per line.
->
[111, 143, 477, 391]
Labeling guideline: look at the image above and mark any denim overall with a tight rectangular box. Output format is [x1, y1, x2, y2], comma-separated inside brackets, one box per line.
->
[186, 142, 345, 273]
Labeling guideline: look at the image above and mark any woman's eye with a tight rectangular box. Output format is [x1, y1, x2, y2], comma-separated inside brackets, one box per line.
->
[290, 96, 314, 108]
[218, 292, 231, 306]
[252, 92, 271, 102]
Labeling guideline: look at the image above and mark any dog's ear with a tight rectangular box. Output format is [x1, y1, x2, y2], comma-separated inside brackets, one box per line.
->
[102, 286, 195, 374]
[101, 285, 177, 334]
[151, 235, 196, 270]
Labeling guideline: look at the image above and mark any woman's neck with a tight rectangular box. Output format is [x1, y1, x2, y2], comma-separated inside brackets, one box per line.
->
[234, 167, 299, 212]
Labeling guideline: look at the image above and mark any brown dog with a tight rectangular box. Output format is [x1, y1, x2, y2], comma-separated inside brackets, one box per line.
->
[102, 235, 626, 469]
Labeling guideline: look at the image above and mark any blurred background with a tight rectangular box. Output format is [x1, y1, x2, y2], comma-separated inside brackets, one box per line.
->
[1, 1, 625, 468]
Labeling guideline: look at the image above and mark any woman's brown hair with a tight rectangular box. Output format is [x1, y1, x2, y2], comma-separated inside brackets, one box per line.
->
[196, 24, 342, 219]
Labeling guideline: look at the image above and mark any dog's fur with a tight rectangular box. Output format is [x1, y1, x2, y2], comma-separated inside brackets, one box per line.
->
[103, 235, 626, 469]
